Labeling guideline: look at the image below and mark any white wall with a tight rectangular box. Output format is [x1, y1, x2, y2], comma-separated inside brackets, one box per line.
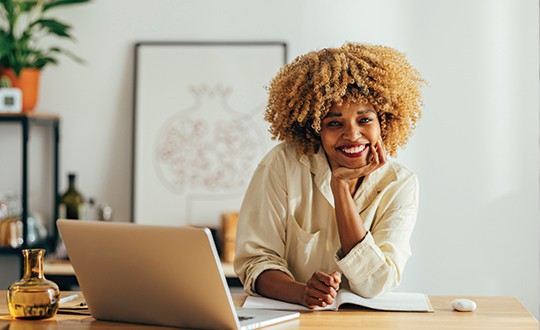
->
[1, 0, 538, 318]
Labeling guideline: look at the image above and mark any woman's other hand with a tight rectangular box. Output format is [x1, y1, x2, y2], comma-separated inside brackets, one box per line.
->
[301, 271, 341, 308]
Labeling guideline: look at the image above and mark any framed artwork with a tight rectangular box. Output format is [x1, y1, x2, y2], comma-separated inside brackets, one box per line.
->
[132, 41, 287, 227]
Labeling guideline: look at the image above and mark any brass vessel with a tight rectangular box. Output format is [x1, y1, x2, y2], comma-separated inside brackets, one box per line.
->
[7, 249, 60, 319]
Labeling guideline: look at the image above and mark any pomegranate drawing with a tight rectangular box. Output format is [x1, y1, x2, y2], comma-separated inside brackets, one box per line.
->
[154, 84, 265, 195]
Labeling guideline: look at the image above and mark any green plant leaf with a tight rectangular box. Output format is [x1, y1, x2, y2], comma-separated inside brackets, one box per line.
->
[43, 0, 90, 12]
[1, 0, 17, 16]
[0, 43, 10, 58]
[33, 19, 72, 38]
[54, 47, 84, 64]
[0, 0, 89, 72]
[32, 56, 58, 68]
[0, 32, 12, 58]
[18, 1, 38, 12]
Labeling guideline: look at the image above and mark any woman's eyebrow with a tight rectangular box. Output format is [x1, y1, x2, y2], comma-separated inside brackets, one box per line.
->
[324, 109, 376, 119]
[325, 112, 342, 118]
[358, 109, 376, 115]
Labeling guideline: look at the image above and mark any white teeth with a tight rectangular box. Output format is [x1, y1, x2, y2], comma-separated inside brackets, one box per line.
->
[341, 145, 366, 154]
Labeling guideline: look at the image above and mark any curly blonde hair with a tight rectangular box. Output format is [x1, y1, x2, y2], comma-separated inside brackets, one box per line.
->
[265, 42, 425, 156]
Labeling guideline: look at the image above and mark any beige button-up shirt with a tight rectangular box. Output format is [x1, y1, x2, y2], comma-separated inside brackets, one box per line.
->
[234, 143, 418, 298]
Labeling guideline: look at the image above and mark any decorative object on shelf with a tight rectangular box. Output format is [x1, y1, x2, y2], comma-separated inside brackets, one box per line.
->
[59, 173, 84, 220]
[0, 214, 48, 248]
[26, 212, 48, 246]
[0, 76, 22, 113]
[85, 197, 99, 220]
[79, 197, 113, 221]
[0, 216, 23, 248]
[0, 191, 23, 248]
[56, 172, 84, 259]
[0, 68, 39, 112]
[0, 192, 48, 246]
[7, 248, 60, 319]
[0, 0, 91, 112]
[98, 201, 113, 221]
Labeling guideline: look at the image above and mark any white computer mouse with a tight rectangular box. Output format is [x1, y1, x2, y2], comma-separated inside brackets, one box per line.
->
[451, 298, 477, 312]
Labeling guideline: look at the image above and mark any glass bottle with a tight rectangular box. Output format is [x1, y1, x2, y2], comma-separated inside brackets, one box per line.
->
[99, 202, 114, 221]
[7, 249, 60, 319]
[60, 173, 84, 219]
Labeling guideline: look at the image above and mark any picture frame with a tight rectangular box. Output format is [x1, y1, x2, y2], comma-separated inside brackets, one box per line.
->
[132, 41, 287, 227]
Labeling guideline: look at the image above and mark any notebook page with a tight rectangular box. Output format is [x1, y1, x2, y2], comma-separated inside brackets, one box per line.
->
[337, 289, 433, 312]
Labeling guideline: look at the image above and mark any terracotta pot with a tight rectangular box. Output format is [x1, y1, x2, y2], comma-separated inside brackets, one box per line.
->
[0, 68, 41, 113]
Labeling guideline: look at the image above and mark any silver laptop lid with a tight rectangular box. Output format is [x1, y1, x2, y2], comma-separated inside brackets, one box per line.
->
[57, 220, 240, 329]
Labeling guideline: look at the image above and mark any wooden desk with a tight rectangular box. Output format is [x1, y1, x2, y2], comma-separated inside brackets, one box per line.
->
[0, 290, 537, 329]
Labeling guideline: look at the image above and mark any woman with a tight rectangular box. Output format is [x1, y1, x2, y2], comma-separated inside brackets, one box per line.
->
[234, 42, 425, 308]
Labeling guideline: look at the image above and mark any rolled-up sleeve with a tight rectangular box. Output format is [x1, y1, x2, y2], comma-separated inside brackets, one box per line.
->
[335, 174, 419, 298]
[234, 158, 294, 295]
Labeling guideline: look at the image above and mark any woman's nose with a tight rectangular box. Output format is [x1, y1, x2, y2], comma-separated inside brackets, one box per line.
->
[343, 125, 362, 141]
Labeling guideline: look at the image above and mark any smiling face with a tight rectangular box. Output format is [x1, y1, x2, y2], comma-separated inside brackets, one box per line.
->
[320, 101, 381, 170]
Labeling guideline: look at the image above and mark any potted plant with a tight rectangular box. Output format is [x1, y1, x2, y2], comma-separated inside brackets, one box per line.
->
[0, 0, 90, 112]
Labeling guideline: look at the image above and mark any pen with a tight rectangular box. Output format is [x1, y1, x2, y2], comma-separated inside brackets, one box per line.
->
[59, 294, 79, 305]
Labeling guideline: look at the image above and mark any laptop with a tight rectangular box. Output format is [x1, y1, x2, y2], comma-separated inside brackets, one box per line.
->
[57, 220, 299, 329]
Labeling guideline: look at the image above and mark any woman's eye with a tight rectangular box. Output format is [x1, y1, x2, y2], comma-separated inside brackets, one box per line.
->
[359, 118, 373, 124]
[327, 121, 342, 127]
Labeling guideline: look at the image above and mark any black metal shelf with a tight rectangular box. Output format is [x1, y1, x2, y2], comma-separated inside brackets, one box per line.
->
[0, 113, 60, 251]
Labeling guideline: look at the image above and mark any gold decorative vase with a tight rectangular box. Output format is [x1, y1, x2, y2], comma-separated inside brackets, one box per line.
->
[7, 249, 60, 319]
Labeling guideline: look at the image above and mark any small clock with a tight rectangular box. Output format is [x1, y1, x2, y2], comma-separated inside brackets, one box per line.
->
[0, 88, 22, 113]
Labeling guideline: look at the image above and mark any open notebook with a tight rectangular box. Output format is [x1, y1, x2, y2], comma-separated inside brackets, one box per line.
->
[57, 220, 299, 329]
[244, 288, 434, 312]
